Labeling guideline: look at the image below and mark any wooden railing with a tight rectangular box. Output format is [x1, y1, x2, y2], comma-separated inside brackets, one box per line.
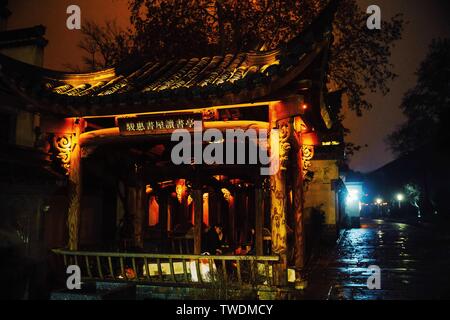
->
[52, 249, 280, 288]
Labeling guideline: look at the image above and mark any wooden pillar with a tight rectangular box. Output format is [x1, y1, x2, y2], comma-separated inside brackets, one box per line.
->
[208, 191, 218, 227]
[158, 191, 169, 253]
[242, 191, 249, 244]
[134, 185, 146, 248]
[182, 195, 189, 227]
[227, 193, 236, 246]
[216, 192, 223, 227]
[35, 198, 45, 257]
[193, 189, 203, 255]
[292, 131, 306, 284]
[255, 187, 264, 256]
[167, 195, 173, 233]
[270, 169, 288, 286]
[67, 119, 85, 251]
[126, 186, 136, 247]
[159, 191, 169, 237]
[270, 118, 290, 286]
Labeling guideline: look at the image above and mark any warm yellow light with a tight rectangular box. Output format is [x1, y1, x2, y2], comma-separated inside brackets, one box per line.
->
[322, 141, 341, 146]
[203, 193, 209, 226]
[176, 179, 187, 203]
[148, 196, 159, 226]
[221, 188, 232, 202]
[294, 116, 308, 133]
[208, 138, 225, 144]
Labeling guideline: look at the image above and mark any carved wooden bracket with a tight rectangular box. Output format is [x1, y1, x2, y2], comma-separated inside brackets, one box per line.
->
[53, 134, 75, 175]
[202, 109, 219, 121]
[302, 145, 315, 180]
[278, 119, 292, 171]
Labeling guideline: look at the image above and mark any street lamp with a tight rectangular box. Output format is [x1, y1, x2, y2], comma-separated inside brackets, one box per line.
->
[396, 193, 404, 208]
[375, 198, 383, 217]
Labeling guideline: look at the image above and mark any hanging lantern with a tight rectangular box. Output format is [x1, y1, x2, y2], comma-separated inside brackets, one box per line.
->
[176, 179, 187, 203]
[301, 132, 320, 146]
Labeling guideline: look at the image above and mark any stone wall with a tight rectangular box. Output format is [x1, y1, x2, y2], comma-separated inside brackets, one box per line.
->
[304, 160, 340, 240]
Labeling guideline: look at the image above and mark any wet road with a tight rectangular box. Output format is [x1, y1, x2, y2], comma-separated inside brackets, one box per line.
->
[304, 218, 450, 300]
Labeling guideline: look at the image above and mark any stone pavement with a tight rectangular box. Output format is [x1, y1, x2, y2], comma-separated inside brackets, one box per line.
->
[302, 218, 450, 300]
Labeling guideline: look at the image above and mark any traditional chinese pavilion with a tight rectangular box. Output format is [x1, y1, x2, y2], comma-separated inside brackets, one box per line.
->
[0, 1, 347, 298]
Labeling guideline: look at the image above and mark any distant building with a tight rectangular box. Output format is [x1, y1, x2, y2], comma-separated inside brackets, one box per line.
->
[303, 89, 347, 240]
[343, 181, 363, 228]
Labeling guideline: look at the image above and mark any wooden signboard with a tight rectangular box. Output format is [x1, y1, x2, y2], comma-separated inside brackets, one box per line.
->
[117, 113, 203, 136]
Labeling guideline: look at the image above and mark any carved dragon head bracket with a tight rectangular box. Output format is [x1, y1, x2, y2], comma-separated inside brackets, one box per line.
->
[277, 119, 292, 172]
[302, 145, 315, 179]
[53, 134, 76, 175]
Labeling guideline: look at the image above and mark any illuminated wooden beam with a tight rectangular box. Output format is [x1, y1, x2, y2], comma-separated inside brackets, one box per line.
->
[78, 120, 270, 147]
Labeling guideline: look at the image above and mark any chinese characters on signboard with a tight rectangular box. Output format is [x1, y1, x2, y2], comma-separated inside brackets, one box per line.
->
[117, 113, 203, 136]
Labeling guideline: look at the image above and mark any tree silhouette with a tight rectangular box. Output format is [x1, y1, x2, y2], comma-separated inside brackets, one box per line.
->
[404, 183, 422, 218]
[388, 38, 450, 156]
[75, 0, 403, 116]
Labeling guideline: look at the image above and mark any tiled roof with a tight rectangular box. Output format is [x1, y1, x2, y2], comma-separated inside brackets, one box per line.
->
[46, 51, 278, 97]
[0, 0, 338, 117]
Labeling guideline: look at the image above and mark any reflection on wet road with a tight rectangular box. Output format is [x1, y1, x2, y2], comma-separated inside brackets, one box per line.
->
[305, 218, 450, 300]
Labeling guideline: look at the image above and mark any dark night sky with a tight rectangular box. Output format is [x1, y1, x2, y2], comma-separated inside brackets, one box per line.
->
[6, 0, 450, 173]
